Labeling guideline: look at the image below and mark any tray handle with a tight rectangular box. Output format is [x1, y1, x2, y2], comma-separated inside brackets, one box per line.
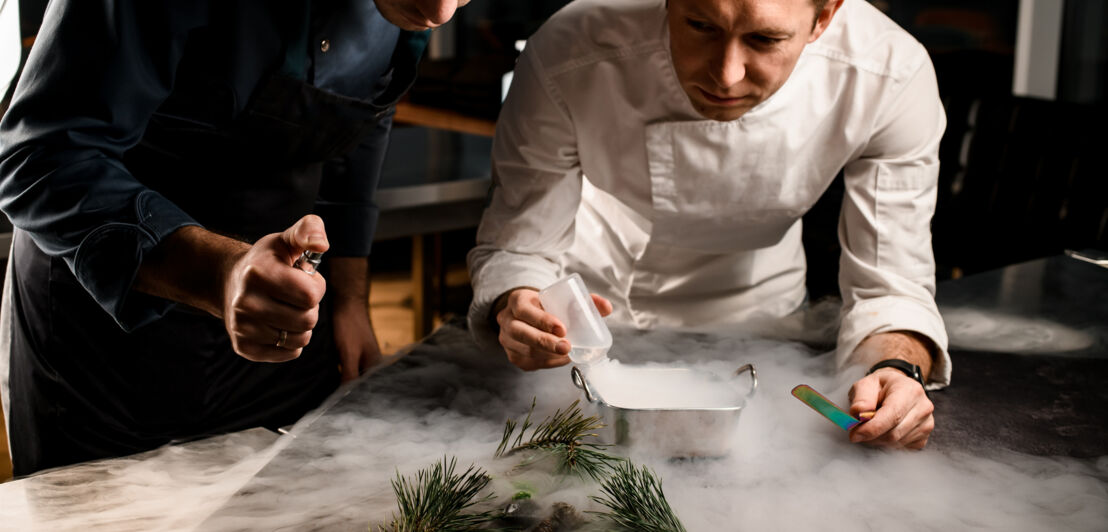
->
[733, 364, 758, 397]
[570, 366, 597, 403]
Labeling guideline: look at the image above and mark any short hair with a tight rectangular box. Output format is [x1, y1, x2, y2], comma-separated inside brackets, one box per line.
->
[667, 0, 831, 12]
[665, 0, 831, 26]
[811, 0, 830, 27]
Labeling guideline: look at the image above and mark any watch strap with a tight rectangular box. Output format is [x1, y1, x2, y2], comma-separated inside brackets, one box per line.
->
[867, 359, 926, 389]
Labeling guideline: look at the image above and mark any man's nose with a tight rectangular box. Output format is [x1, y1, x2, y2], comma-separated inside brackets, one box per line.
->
[418, 0, 459, 26]
[710, 41, 746, 89]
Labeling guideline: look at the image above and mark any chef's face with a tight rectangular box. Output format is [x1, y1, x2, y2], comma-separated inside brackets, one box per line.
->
[668, 0, 841, 121]
[374, 0, 471, 31]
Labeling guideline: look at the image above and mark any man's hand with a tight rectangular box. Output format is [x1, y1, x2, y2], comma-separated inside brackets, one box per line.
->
[494, 287, 612, 371]
[847, 367, 934, 449]
[329, 257, 381, 382]
[846, 331, 935, 450]
[220, 216, 329, 362]
[135, 215, 329, 363]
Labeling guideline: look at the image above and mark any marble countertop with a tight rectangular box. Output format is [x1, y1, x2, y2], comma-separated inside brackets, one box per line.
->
[0, 428, 279, 531]
[3, 254, 1107, 531]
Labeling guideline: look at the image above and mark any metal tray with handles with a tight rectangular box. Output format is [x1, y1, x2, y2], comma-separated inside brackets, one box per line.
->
[571, 363, 757, 458]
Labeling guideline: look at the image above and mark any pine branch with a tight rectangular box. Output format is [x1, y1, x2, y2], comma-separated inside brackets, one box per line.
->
[545, 443, 624, 481]
[496, 398, 535, 458]
[495, 399, 623, 481]
[379, 456, 507, 532]
[591, 461, 687, 532]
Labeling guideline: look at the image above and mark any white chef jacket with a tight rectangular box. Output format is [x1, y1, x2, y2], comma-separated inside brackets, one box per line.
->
[467, 0, 951, 387]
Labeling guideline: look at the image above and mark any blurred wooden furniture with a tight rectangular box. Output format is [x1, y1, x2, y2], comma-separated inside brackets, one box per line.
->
[395, 101, 495, 138]
[374, 125, 492, 339]
[1, 396, 10, 482]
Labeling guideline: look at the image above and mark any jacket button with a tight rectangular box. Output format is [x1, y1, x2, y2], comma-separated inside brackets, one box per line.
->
[320, 39, 331, 52]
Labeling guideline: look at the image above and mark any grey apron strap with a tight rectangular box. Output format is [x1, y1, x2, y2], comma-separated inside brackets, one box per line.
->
[1, 232, 14, 456]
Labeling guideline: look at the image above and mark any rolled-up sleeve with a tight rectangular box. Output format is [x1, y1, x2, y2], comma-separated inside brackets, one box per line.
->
[0, 0, 205, 331]
[837, 55, 952, 389]
[466, 49, 583, 349]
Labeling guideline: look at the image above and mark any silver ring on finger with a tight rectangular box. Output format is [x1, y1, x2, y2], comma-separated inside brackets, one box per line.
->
[275, 329, 288, 348]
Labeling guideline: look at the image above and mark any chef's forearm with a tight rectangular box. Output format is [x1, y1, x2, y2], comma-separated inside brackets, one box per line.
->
[133, 225, 249, 318]
[851, 331, 935, 380]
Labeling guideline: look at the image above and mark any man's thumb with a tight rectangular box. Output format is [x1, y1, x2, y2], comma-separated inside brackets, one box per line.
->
[848, 377, 880, 417]
[283, 214, 329, 256]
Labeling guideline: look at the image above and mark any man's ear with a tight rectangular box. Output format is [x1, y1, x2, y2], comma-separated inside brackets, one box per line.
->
[808, 0, 844, 43]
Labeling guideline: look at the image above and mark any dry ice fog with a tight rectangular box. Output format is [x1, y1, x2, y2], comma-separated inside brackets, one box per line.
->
[11, 316, 1105, 531]
[225, 320, 1107, 532]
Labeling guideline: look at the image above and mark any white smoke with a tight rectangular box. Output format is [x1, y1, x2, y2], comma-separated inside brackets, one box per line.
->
[197, 325, 1108, 531]
[9, 321, 1100, 531]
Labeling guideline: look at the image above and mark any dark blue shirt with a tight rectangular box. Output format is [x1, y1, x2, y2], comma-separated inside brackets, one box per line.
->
[0, 0, 426, 330]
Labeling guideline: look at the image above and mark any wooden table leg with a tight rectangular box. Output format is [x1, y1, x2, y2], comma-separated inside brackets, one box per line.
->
[410, 234, 443, 340]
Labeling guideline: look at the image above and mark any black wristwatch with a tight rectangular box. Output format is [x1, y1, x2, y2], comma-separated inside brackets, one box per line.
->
[867, 359, 926, 389]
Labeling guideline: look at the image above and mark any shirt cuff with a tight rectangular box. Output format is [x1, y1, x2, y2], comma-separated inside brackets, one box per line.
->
[72, 190, 199, 332]
[466, 250, 561, 352]
[836, 296, 952, 390]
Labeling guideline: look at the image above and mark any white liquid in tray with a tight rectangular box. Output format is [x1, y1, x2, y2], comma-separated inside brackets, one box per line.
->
[569, 346, 608, 365]
[585, 361, 742, 409]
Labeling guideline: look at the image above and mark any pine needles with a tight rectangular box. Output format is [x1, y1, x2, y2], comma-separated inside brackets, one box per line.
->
[495, 398, 623, 481]
[377, 400, 688, 532]
[591, 461, 687, 532]
[379, 456, 505, 532]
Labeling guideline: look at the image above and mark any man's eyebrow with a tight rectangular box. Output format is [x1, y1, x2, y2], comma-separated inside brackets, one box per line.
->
[679, 3, 797, 38]
[751, 26, 795, 38]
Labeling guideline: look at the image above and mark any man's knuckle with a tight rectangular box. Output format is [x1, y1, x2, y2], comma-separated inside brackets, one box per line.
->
[293, 315, 314, 332]
[545, 318, 563, 334]
[308, 285, 326, 306]
[889, 427, 908, 442]
[230, 294, 252, 315]
[240, 263, 265, 285]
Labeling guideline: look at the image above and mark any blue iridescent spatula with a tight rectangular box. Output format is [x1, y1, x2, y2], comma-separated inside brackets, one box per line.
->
[791, 384, 872, 431]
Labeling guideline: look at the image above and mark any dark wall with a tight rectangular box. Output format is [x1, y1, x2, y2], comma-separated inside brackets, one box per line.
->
[1058, 0, 1108, 105]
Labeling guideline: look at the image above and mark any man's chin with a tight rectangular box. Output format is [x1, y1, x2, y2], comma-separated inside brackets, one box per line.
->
[692, 102, 751, 122]
[391, 16, 436, 31]
[377, 4, 437, 31]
